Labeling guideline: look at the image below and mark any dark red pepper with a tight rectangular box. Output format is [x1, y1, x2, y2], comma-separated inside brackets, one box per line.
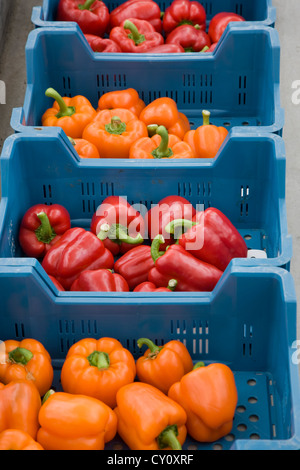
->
[162, 0, 206, 35]
[109, 0, 162, 33]
[145, 196, 196, 250]
[148, 235, 223, 292]
[49, 275, 65, 291]
[70, 268, 130, 291]
[84, 34, 122, 52]
[114, 245, 155, 290]
[90, 196, 145, 256]
[133, 280, 176, 292]
[165, 207, 248, 271]
[145, 44, 185, 53]
[19, 204, 71, 258]
[41, 227, 114, 290]
[208, 12, 245, 43]
[109, 18, 164, 53]
[56, 0, 110, 36]
[165, 24, 211, 52]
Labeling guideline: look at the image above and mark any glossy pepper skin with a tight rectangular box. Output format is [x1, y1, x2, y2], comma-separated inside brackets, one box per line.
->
[109, 0, 162, 33]
[90, 195, 145, 256]
[37, 390, 117, 450]
[145, 195, 196, 249]
[0, 381, 41, 439]
[168, 362, 238, 442]
[145, 43, 185, 53]
[163, 0, 206, 34]
[42, 88, 96, 139]
[0, 339, 53, 397]
[19, 203, 71, 258]
[148, 235, 223, 291]
[114, 245, 155, 290]
[0, 429, 44, 450]
[84, 34, 122, 52]
[56, 0, 110, 36]
[70, 268, 129, 291]
[69, 137, 100, 158]
[136, 338, 193, 394]
[61, 337, 136, 408]
[139, 97, 190, 139]
[109, 18, 164, 53]
[184, 110, 228, 158]
[208, 12, 245, 43]
[133, 281, 175, 292]
[130, 125, 195, 160]
[41, 227, 114, 290]
[97, 88, 145, 117]
[115, 382, 187, 450]
[82, 108, 148, 158]
[166, 207, 248, 271]
[166, 24, 211, 52]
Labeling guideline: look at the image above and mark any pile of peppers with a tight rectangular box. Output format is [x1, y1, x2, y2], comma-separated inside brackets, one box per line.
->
[56, 0, 245, 53]
[19, 194, 248, 293]
[42, 87, 229, 159]
[0, 335, 238, 450]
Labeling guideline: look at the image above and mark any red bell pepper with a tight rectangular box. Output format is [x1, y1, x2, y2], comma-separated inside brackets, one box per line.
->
[148, 235, 223, 292]
[114, 245, 155, 290]
[145, 195, 196, 250]
[84, 34, 122, 52]
[162, 0, 206, 35]
[90, 196, 145, 256]
[109, 18, 164, 53]
[109, 0, 162, 33]
[49, 275, 65, 291]
[133, 280, 177, 292]
[165, 207, 248, 271]
[19, 204, 71, 258]
[70, 269, 129, 291]
[41, 227, 114, 290]
[208, 12, 245, 43]
[56, 0, 110, 36]
[145, 44, 185, 53]
[165, 24, 211, 52]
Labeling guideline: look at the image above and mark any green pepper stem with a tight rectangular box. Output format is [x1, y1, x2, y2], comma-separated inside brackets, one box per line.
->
[8, 347, 33, 365]
[164, 218, 198, 238]
[97, 223, 143, 245]
[42, 389, 55, 404]
[151, 234, 165, 263]
[158, 425, 182, 450]
[88, 351, 110, 370]
[35, 212, 57, 244]
[151, 126, 173, 159]
[45, 88, 76, 118]
[200, 46, 210, 52]
[137, 338, 160, 354]
[167, 279, 178, 291]
[202, 110, 211, 126]
[124, 20, 146, 45]
[193, 361, 205, 369]
[105, 116, 126, 135]
[78, 0, 97, 10]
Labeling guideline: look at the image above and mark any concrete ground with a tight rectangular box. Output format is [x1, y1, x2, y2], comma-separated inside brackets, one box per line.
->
[0, 0, 299, 331]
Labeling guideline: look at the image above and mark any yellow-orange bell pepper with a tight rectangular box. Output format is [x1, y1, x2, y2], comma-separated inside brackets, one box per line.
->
[0, 339, 53, 397]
[115, 382, 187, 450]
[0, 380, 41, 439]
[42, 88, 97, 138]
[184, 110, 228, 158]
[60, 337, 136, 408]
[168, 362, 238, 442]
[97, 88, 146, 117]
[129, 125, 195, 160]
[37, 390, 117, 450]
[0, 429, 44, 450]
[82, 108, 148, 158]
[136, 337, 193, 394]
[69, 137, 100, 159]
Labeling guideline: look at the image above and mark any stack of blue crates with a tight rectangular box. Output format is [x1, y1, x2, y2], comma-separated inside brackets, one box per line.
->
[1, 0, 300, 450]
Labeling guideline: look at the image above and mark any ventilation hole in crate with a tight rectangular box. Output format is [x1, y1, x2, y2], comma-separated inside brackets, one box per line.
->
[249, 414, 259, 423]
[62, 76, 71, 95]
[183, 73, 196, 87]
[187, 444, 198, 450]
[224, 433, 235, 442]
[272, 424, 277, 438]
[237, 424, 247, 433]
[250, 433, 260, 440]
[14, 322, 25, 338]
[43, 184, 52, 200]
[212, 443, 223, 450]
[244, 234, 252, 240]
[236, 405, 246, 413]
[235, 3, 243, 16]
[248, 396, 258, 404]
[247, 378, 256, 386]
[223, 122, 231, 127]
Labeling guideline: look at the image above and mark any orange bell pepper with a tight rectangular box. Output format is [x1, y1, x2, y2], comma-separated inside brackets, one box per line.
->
[184, 110, 228, 158]
[129, 125, 195, 159]
[139, 97, 190, 139]
[0, 380, 41, 439]
[69, 137, 100, 158]
[0, 339, 54, 397]
[42, 88, 97, 138]
[115, 382, 187, 450]
[37, 390, 117, 450]
[82, 108, 148, 158]
[97, 88, 146, 117]
[0, 429, 44, 450]
[136, 337, 193, 394]
[168, 362, 238, 442]
[60, 337, 136, 408]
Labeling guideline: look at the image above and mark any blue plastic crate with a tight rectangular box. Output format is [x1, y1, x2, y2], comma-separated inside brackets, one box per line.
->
[32, 0, 276, 29]
[10, 23, 284, 136]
